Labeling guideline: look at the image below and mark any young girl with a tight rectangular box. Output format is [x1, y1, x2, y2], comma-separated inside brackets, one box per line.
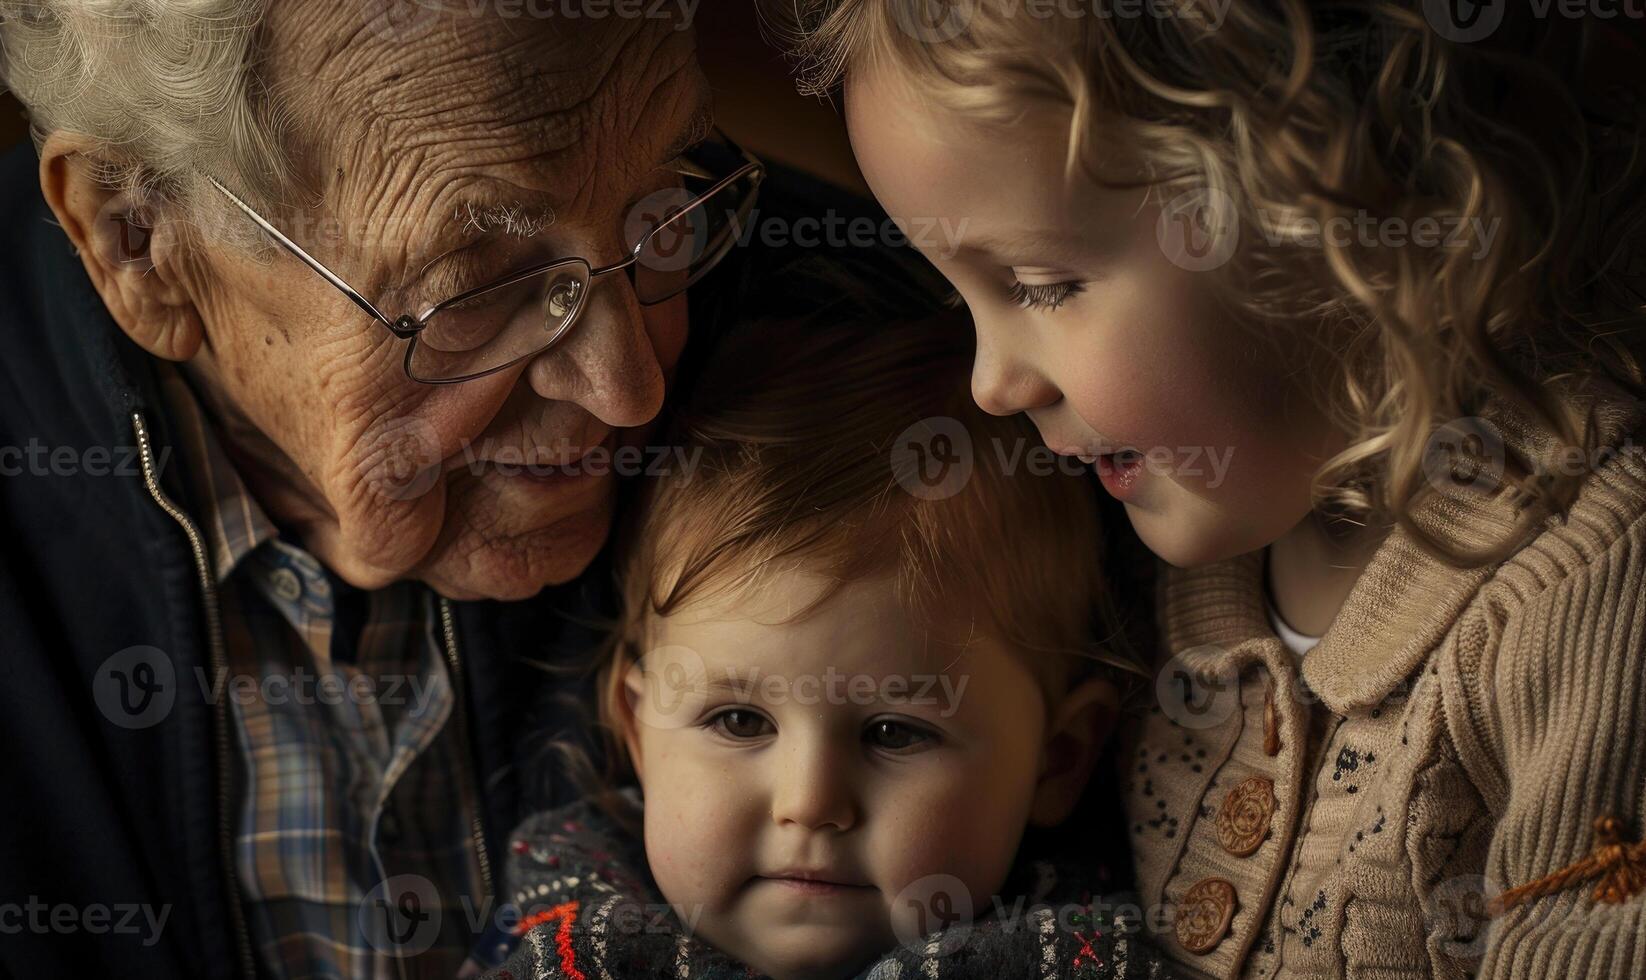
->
[766, 3, 1646, 978]
[489, 278, 1176, 979]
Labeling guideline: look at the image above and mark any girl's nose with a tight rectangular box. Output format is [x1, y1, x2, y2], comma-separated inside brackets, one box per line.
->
[969, 310, 1059, 417]
[769, 738, 858, 833]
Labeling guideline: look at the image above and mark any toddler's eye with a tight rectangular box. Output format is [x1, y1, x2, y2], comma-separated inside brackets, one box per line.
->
[1006, 278, 1084, 312]
[707, 707, 774, 740]
[865, 719, 935, 753]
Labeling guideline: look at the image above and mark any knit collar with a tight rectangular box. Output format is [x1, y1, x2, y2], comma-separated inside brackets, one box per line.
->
[1160, 378, 1645, 714]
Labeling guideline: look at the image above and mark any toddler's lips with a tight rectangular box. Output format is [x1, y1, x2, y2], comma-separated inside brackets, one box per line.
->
[756, 869, 874, 895]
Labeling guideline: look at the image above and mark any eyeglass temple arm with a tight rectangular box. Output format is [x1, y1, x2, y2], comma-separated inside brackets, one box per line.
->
[202, 175, 411, 335]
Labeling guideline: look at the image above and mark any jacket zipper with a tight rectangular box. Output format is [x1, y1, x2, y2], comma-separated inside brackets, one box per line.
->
[437, 597, 497, 905]
[132, 412, 257, 980]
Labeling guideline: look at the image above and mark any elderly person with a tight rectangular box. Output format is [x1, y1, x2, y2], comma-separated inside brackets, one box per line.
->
[0, 2, 900, 977]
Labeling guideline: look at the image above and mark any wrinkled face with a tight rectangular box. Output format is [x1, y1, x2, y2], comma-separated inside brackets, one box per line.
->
[845, 64, 1341, 567]
[181, 2, 711, 598]
[624, 573, 1048, 980]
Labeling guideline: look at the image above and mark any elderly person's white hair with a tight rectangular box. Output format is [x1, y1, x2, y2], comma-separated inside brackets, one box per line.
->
[0, 0, 295, 218]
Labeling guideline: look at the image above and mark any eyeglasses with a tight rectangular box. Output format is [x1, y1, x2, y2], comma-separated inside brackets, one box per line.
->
[205, 132, 763, 384]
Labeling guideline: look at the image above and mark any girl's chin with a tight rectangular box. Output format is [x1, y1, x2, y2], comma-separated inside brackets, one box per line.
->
[1123, 492, 1262, 569]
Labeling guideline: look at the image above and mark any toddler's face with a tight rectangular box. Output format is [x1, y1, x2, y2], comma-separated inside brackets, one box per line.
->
[621, 571, 1105, 980]
[845, 64, 1344, 568]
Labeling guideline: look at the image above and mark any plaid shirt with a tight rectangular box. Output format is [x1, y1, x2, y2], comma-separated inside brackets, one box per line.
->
[160, 367, 487, 979]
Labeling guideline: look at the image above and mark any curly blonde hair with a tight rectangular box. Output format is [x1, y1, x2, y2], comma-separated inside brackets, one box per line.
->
[764, 0, 1646, 565]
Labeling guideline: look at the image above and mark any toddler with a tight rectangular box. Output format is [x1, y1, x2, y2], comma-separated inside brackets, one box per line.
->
[493, 276, 1173, 979]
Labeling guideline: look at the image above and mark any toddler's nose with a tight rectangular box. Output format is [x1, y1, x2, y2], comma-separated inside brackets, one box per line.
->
[769, 738, 858, 832]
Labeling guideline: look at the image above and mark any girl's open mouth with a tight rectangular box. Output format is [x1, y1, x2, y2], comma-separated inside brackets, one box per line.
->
[1095, 449, 1146, 501]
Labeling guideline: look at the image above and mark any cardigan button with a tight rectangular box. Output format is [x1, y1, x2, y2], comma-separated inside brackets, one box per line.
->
[1216, 775, 1276, 857]
[1175, 877, 1238, 954]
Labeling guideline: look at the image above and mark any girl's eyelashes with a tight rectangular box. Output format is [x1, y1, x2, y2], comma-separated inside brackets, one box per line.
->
[864, 718, 938, 754]
[703, 706, 774, 741]
[1006, 278, 1084, 312]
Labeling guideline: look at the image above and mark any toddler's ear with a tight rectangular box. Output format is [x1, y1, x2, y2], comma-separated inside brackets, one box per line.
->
[619, 667, 647, 780]
[1028, 677, 1120, 827]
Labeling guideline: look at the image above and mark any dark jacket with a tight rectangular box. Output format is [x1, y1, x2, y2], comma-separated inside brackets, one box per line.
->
[0, 139, 933, 978]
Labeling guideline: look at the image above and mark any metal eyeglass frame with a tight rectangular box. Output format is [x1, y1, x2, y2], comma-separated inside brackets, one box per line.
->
[202, 132, 764, 384]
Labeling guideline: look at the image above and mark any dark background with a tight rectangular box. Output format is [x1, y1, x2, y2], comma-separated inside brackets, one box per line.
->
[0, 0, 864, 191]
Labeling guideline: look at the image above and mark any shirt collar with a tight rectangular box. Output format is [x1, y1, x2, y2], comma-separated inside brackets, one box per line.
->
[155, 364, 281, 584]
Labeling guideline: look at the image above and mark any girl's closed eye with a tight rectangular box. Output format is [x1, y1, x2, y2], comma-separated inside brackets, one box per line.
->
[1007, 277, 1085, 312]
[864, 717, 939, 755]
[704, 706, 774, 741]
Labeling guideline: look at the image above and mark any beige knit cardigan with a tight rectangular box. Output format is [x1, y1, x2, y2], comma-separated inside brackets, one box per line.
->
[1119, 384, 1646, 980]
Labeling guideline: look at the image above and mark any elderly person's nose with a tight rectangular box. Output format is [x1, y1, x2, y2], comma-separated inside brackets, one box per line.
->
[525, 274, 668, 429]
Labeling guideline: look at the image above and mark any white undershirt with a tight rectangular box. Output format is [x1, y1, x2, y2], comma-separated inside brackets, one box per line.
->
[1265, 596, 1322, 657]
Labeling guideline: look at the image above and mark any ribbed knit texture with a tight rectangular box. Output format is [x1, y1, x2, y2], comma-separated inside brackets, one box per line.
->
[1121, 381, 1646, 979]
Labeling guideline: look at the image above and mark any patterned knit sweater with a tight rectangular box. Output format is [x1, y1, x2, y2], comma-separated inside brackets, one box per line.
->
[1120, 381, 1646, 979]
[482, 790, 1190, 979]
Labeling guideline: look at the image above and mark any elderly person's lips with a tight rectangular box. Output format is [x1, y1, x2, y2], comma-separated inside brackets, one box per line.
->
[488, 430, 618, 483]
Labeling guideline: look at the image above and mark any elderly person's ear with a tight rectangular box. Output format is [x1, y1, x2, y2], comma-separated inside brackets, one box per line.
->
[39, 132, 206, 363]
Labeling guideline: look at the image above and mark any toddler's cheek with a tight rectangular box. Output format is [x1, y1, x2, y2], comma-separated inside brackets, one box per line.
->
[641, 765, 757, 915]
[871, 803, 1023, 928]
